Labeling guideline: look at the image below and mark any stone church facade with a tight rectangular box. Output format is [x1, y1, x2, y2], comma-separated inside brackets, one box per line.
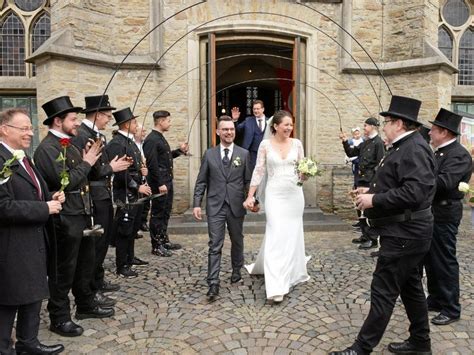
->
[1, 0, 473, 215]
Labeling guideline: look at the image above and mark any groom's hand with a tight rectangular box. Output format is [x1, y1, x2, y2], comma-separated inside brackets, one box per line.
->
[193, 207, 202, 220]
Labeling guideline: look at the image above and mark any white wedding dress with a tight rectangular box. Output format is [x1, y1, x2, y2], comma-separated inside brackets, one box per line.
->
[245, 138, 310, 299]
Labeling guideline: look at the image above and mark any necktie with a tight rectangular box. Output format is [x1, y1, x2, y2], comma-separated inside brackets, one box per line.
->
[22, 157, 42, 200]
[258, 119, 263, 132]
[223, 148, 230, 166]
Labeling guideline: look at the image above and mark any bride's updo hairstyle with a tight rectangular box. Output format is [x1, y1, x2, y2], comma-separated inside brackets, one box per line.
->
[270, 110, 293, 134]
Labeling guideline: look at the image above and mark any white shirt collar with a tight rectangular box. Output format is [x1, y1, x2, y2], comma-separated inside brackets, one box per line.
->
[220, 143, 234, 158]
[1, 142, 21, 156]
[118, 130, 135, 141]
[392, 130, 415, 144]
[49, 129, 71, 139]
[435, 138, 457, 150]
[368, 132, 378, 139]
[82, 119, 100, 134]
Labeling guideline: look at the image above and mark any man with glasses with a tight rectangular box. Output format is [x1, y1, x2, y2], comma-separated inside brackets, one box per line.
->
[72, 95, 130, 307]
[331, 95, 436, 355]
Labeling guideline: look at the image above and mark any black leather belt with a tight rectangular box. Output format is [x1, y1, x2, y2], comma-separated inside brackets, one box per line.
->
[90, 181, 109, 187]
[368, 207, 432, 227]
[66, 190, 81, 194]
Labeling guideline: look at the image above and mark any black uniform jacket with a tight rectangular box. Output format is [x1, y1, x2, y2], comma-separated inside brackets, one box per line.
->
[105, 132, 143, 203]
[432, 140, 472, 223]
[143, 130, 183, 193]
[0, 145, 53, 305]
[365, 131, 436, 240]
[72, 123, 113, 201]
[34, 132, 91, 215]
[343, 134, 385, 186]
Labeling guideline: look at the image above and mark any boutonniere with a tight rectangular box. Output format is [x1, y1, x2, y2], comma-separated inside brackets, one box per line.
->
[56, 138, 71, 191]
[232, 157, 242, 167]
[0, 150, 25, 185]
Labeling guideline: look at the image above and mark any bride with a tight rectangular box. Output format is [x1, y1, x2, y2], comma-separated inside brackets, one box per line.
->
[243, 110, 310, 303]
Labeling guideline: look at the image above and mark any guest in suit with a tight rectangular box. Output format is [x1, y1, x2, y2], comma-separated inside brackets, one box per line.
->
[34, 96, 114, 338]
[143, 110, 188, 257]
[105, 108, 151, 278]
[424, 109, 472, 326]
[193, 116, 252, 300]
[0, 108, 64, 354]
[134, 123, 151, 233]
[72, 95, 130, 304]
[231, 99, 267, 171]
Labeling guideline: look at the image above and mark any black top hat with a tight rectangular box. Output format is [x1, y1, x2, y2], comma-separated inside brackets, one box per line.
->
[81, 95, 116, 114]
[153, 110, 171, 119]
[112, 107, 139, 126]
[429, 108, 463, 135]
[42, 96, 83, 125]
[365, 117, 380, 127]
[379, 95, 422, 125]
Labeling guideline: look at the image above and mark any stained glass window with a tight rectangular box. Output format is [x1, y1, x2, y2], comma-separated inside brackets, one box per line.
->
[458, 28, 474, 85]
[0, 13, 25, 76]
[31, 13, 50, 76]
[442, 0, 470, 27]
[438, 27, 453, 61]
[14, 0, 43, 12]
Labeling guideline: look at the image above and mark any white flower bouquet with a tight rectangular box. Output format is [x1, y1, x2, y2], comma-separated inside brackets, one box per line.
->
[295, 157, 320, 186]
[458, 182, 474, 203]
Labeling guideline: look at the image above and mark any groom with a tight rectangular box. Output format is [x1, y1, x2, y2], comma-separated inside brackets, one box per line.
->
[193, 116, 252, 300]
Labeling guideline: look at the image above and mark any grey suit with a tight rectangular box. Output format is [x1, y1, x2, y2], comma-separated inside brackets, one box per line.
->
[193, 144, 252, 286]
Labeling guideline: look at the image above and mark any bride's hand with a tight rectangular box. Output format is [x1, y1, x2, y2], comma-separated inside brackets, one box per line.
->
[299, 173, 308, 182]
[243, 196, 254, 210]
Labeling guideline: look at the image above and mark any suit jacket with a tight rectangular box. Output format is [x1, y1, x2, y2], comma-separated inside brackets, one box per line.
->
[34, 132, 91, 215]
[236, 116, 268, 152]
[72, 123, 113, 201]
[343, 134, 385, 186]
[143, 130, 183, 192]
[365, 131, 436, 240]
[0, 145, 53, 305]
[193, 145, 252, 217]
[432, 140, 472, 223]
[105, 132, 143, 203]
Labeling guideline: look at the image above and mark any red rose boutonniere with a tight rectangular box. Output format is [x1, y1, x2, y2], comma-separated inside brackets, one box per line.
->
[56, 138, 71, 191]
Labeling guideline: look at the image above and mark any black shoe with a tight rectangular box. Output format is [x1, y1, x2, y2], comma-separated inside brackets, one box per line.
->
[152, 245, 172, 257]
[352, 221, 361, 228]
[139, 222, 149, 232]
[351, 236, 367, 244]
[388, 340, 431, 354]
[370, 250, 380, 257]
[117, 265, 138, 278]
[359, 240, 378, 249]
[230, 269, 242, 284]
[94, 291, 116, 307]
[100, 280, 120, 293]
[15, 342, 65, 354]
[431, 313, 460, 326]
[75, 306, 115, 320]
[329, 348, 359, 355]
[163, 241, 182, 250]
[207, 285, 219, 300]
[131, 257, 149, 266]
[49, 320, 83, 337]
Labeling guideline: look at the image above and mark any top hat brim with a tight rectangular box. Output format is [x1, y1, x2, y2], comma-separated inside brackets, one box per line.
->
[379, 110, 422, 125]
[42, 106, 83, 125]
[81, 106, 117, 114]
[112, 115, 139, 126]
[428, 120, 460, 135]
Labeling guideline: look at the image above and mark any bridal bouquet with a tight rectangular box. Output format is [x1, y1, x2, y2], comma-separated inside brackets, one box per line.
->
[295, 157, 320, 186]
[0, 149, 25, 185]
[458, 182, 474, 203]
[56, 138, 71, 191]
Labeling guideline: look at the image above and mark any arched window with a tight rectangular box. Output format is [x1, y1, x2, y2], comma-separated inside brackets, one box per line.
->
[438, 26, 453, 61]
[31, 13, 50, 76]
[442, 0, 470, 27]
[14, 0, 44, 12]
[459, 28, 474, 85]
[0, 13, 25, 76]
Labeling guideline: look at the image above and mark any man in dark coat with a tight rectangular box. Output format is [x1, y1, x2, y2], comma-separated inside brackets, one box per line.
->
[231, 99, 267, 171]
[424, 108, 473, 326]
[330, 96, 436, 355]
[34, 96, 114, 338]
[143, 110, 188, 257]
[105, 107, 151, 278]
[72, 95, 130, 305]
[0, 108, 64, 354]
[340, 117, 385, 249]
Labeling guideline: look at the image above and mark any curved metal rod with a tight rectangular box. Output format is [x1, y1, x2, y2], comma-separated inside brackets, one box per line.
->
[296, 2, 392, 96]
[185, 77, 342, 143]
[141, 53, 372, 132]
[132, 11, 384, 113]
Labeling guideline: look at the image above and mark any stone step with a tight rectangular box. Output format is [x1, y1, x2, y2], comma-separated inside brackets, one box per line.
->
[167, 207, 350, 234]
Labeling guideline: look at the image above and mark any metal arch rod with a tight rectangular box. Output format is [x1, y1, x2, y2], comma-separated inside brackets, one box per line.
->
[296, 1, 392, 96]
[186, 77, 342, 143]
[141, 53, 372, 128]
[132, 11, 384, 114]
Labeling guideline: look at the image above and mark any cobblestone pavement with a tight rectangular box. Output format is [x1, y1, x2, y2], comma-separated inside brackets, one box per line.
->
[35, 210, 474, 354]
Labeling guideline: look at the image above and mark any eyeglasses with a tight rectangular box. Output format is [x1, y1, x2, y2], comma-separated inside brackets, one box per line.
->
[99, 112, 113, 119]
[4, 124, 34, 133]
[382, 119, 395, 126]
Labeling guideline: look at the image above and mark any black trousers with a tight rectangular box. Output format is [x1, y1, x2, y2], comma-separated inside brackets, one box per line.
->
[150, 183, 173, 239]
[206, 203, 244, 286]
[424, 221, 461, 318]
[0, 301, 41, 354]
[91, 199, 114, 291]
[141, 200, 150, 225]
[353, 236, 431, 354]
[114, 203, 143, 269]
[47, 214, 95, 323]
